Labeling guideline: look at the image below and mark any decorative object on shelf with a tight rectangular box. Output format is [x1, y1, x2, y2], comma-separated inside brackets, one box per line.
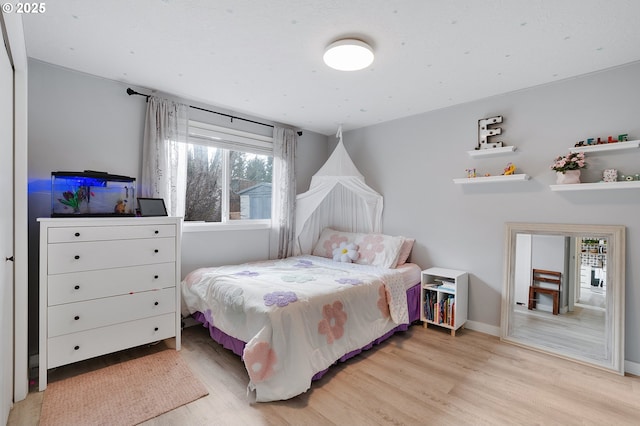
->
[603, 169, 618, 182]
[556, 170, 581, 184]
[617, 172, 640, 181]
[575, 133, 629, 147]
[476, 115, 503, 150]
[465, 168, 477, 178]
[502, 163, 516, 175]
[551, 151, 586, 184]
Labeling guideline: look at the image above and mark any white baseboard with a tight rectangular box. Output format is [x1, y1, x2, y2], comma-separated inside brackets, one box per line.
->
[624, 359, 640, 376]
[464, 320, 500, 336]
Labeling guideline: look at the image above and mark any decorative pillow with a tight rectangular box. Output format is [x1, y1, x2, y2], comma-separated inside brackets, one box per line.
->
[394, 238, 415, 266]
[332, 242, 359, 263]
[312, 228, 405, 269]
[312, 227, 349, 258]
[354, 233, 405, 269]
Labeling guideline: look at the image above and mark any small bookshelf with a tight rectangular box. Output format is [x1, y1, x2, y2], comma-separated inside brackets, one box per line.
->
[420, 267, 468, 336]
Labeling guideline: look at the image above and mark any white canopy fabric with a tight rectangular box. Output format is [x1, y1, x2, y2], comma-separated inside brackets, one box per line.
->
[295, 127, 383, 254]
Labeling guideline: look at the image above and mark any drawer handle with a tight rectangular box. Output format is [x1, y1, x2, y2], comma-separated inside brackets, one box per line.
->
[154, 249, 159, 253]
[154, 275, 159, 279]
[154, 230, 159, 235]
[74, 255, 80, 260]
[74, 285, 80, 290]
[154, 327, 159, 331]
[74, 232, 80, 237]
[74, 315, 80, 321]
[154, 301, 159, 306]
[74, 345, 80, 351]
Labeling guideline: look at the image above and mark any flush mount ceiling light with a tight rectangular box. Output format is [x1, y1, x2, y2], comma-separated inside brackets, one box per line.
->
[323, 39, 374, 71]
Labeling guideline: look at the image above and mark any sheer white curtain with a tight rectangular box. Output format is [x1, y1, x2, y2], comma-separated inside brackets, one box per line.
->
[141, 96, 189, 217]
[272, 127, 297, 258]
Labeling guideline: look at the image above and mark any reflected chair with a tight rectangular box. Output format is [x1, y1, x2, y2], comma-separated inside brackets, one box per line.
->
[528, 269, 562, 315]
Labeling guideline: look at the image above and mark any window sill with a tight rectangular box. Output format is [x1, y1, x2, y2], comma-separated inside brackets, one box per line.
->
[182, 220, 271, 233]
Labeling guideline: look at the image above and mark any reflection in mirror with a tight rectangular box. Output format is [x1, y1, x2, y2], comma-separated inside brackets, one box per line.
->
[501, 223, 625, 375]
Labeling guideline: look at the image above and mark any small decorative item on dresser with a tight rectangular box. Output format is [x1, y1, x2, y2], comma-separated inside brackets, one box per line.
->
[603, 169, 618, 182]
[551, 151, 586, 184]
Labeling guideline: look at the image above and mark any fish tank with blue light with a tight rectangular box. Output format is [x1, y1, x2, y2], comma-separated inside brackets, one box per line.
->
[51, 171, 136, 217]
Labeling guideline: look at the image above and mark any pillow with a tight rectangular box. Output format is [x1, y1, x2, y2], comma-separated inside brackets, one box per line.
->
[312, 228, 405, 269]
[353, 233, 404, 269]
[394, 238, 415, 266]
[312, 227, 349, 258]
[332, 242, 359, 263]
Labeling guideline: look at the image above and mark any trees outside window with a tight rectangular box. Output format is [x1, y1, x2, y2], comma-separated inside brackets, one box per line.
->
[184, 143, 272, 222]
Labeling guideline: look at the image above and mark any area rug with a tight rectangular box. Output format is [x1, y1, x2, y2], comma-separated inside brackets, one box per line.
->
[39, 350, 208, 426]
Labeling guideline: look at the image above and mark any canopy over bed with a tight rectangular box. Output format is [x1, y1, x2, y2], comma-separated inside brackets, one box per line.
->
[295, 127, 383, 254]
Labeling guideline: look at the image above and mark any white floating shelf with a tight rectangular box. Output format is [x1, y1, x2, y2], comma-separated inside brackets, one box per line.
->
[453, 174, 530, 184]
[568, 139, 640, 154]
[467, 146, 517, 157]
[550, 180, 640, 192]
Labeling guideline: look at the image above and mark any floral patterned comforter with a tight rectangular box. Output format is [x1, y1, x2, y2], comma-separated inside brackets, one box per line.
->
[181, 255, 410, 402]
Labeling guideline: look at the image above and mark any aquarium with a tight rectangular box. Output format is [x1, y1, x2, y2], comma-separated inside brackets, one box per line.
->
[51, 171, 136, 217]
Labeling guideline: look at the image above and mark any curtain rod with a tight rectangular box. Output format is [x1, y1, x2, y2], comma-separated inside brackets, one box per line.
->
[126, 88, 302, 135]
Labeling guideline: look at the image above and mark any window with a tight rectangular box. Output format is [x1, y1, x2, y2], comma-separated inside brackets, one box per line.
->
[185, 121, 273, 223]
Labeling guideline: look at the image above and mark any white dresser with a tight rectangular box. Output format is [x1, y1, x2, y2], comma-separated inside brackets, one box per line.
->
[38, 217, 182, 391]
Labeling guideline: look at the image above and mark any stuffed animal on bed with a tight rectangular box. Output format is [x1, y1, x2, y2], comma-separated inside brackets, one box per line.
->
[333, 242, 359, 263]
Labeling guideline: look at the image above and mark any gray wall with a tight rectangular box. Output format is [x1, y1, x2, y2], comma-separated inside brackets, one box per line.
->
[27, 59, 327, 353]
[340, 61, 640, 364]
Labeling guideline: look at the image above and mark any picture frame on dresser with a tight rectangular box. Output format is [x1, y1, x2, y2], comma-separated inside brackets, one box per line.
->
[37, 216, 182, 391]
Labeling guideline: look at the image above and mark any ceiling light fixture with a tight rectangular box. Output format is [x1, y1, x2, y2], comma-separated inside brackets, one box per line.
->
[323, 39, 374, 71]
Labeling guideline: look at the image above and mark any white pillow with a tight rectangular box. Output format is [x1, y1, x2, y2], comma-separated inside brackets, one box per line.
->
[354, 233, 404, 269]
[312, 228, 405, 269]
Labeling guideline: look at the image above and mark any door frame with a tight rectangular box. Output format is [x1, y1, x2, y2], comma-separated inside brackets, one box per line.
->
[2, 11, 29, 403]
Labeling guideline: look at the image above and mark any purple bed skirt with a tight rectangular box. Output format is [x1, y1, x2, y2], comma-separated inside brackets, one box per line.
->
[192, 282, 421, 381]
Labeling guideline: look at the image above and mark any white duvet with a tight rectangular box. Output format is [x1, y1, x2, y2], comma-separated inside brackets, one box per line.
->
[181, 255, 410, 402]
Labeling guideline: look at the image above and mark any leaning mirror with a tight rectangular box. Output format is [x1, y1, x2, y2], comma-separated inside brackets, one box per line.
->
[501, 222, 625, 374]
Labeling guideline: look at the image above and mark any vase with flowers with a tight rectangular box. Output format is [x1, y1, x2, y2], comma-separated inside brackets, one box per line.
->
[551, 151, 586, 184]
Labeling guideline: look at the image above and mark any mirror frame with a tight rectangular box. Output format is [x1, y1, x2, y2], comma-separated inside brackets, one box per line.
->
[501, 222, 625, 375]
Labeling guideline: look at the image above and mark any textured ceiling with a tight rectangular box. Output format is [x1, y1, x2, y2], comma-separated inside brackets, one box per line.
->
[20, 0, 640, 135]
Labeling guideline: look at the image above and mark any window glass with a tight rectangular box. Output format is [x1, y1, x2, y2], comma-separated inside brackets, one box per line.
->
[230, 151, 272, 220]
[184, 142, 273, 222]
[185, 144, 223, 222]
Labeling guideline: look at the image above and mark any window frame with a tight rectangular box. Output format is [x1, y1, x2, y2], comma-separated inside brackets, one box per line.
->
[183, 120, 274, 232]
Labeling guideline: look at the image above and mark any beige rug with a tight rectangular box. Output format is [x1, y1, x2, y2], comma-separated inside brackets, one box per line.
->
[40, 350, 208, 426]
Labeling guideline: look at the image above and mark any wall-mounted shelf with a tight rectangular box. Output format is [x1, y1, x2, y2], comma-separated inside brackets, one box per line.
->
[568, 139, 640, 154]
[467, 146, 516, 157]
[550, 181, 640, 192]
[453, 174, 530, 185]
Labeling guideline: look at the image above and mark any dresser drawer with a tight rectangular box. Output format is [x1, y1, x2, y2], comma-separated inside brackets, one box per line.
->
[48, 224, 176, 243]
[47, 237, 176, 274]
[48, 287, 175, 337]
[47, 313, 176, 369]
[48, 263, 176, 305]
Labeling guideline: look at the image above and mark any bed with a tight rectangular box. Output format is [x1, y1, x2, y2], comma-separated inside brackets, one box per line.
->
[181, 230, 420, 402]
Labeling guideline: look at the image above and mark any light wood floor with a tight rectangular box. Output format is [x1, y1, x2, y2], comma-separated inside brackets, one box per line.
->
[9, 324, 640, 425]
[511, 305, 606, 361]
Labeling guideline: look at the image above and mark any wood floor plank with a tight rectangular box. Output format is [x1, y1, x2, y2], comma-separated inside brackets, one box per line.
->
[8, 323, 640, 425]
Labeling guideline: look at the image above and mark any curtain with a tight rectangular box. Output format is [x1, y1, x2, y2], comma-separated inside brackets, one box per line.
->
[141, 96, 189, 217]
[272, 127, 297, 258]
